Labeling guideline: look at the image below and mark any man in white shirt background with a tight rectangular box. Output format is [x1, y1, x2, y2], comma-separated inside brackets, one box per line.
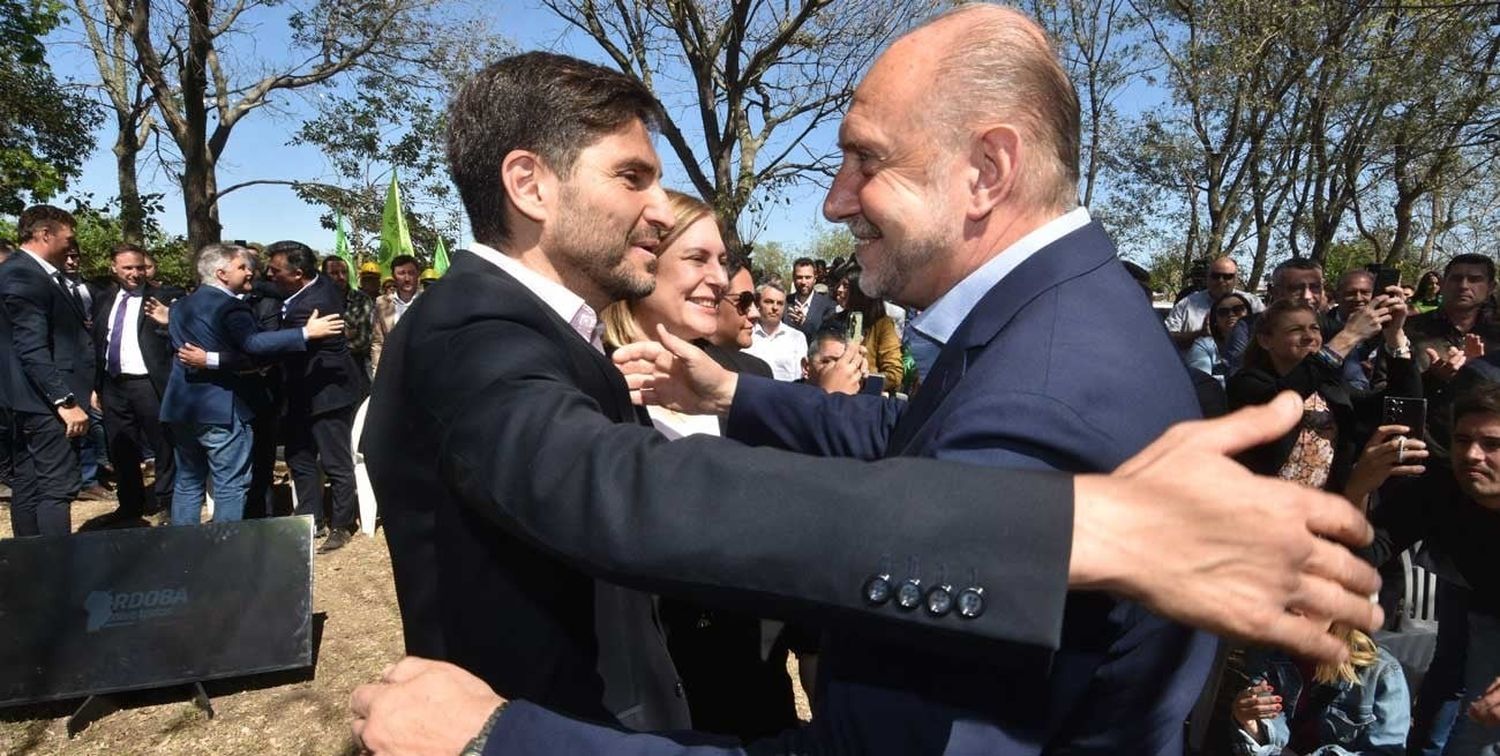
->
[743, 278, 808, 381]
[1163, 255, 1264, 349]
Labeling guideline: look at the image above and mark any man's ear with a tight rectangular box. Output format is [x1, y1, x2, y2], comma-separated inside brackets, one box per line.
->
[969, 124, 1023, 221]
[502, 150, 553, 225]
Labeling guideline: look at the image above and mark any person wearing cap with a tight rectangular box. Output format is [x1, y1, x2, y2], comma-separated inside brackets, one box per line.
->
[419, 267, 439, 293]
[358, 261, 382, 299]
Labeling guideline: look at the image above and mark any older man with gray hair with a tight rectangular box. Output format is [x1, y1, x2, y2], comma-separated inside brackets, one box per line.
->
[743, 276, 808, 381]
[157, 244, 342, 525]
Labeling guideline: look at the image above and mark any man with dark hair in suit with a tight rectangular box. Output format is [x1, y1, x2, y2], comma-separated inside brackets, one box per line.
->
[0, 205, 95, 537]
[159, 243, 343, 526]
[351, 47, 1383, 755]
[264, 240, 369, 552]
[93, 243, 180, 521]
[784, 256, 836, 337]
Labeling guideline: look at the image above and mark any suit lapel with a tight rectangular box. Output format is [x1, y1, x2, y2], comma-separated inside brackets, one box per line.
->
[886, 222, 1120, 455]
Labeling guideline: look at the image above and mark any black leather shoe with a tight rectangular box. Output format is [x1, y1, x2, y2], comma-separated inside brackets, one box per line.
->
[314, 525, 329, 539]
[318, 529, 351, 554]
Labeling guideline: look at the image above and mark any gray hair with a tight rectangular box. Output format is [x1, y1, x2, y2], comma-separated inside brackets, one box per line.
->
[758, 277, 786, 297]
[195, 243, 248, 285]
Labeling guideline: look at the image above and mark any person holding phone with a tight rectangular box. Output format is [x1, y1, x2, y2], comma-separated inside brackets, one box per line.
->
[1229, 625, 1411, 755]
[819, 266, 903, 392]
[1228, 288, 1420, 494]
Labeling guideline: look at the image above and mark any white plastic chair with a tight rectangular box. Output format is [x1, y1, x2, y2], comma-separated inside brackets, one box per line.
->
[351, 397, 378, 535]
[1401, 545, 1439, 627]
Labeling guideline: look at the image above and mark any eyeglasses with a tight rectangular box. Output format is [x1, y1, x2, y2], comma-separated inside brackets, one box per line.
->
[1209, 273, 1237, 281]
[1214, 304, 1249, 317]
[720, 291, 755, 315]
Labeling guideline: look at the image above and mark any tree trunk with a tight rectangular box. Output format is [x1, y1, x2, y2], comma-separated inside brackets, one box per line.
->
[1384, 191, 1416, 267]
[113, 114, 144, 244]
[180, 0, 220, 252]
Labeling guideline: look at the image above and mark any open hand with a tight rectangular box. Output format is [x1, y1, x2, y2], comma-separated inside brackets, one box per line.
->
[143, 297, 169, 326]
[1470, 675, 1500, 727]
[305, 308, 345, 339]
[1424, 346, 1467, 383]
[1345, 425, 1428, 509]
[614, 324, 738, 416]
[178, 342, 209, 369]
[817, 344, 867, 395]
[1072, 391, 1383, 665]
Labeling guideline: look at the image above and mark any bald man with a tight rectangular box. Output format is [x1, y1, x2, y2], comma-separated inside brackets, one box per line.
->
[351, 6, 1384, 755]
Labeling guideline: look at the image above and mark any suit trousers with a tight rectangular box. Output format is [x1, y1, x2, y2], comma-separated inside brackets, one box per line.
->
[243, 412, 281, 519]
[9, 410, 80, 537]
[287, 405, 356, 531]
[100, 374, 174, 516]
[0, 408, 11, 485]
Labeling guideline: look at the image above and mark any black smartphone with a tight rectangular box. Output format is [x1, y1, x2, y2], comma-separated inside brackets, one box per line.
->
[859, 375, 885, 395]
[1382, 396, 1427, 435]
[1370, 265, 1402, 293]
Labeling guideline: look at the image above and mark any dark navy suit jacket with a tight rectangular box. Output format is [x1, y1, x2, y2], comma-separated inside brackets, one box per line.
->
[279, 274, 367, 416]
[158, 285, 306, 425]
[485, 221, 1215, 754]
[0, 252, 96, 414]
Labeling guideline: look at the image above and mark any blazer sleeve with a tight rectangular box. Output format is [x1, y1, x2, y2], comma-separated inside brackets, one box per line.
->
[484, 699, 821, 755]
[370, 301, 388, 374]
[1, 271, 72, 403]
[725, 373, 903, 460]
[223, 305, 306, 356]
[865, 316, 904, 389]
[433, 318, 1073, 653]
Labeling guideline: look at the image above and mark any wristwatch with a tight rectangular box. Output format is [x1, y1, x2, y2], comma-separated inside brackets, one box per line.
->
[54, 394, 78, 409]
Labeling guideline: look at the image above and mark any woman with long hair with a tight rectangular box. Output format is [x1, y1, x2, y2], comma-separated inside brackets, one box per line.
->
[1187, 291, 1253, 385]
[821, 266, 903, 392]
[1230, 624, 1410, 754]
[1412, 270, 1442, 314]
[600, 190, 802, 740]
[1227, 297, 1421, 494]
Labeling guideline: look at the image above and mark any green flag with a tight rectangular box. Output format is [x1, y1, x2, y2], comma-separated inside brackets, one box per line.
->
[378, 172, 414, 276]
[433, 235, 450, 276]
[333, 209, 356, 288]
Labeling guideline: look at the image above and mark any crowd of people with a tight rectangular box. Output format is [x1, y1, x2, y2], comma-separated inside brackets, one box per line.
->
[5, 3, 1500, 755]
[0, 209, 445, 554]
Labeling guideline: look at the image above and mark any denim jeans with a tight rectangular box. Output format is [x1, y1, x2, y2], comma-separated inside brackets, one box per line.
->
[1445, 611, 1500, 755]
[1410, 580, 1470, 755]
[169, 416, 253, 525]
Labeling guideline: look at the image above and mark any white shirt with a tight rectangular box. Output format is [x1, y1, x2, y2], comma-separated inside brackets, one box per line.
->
[391, 290, 418, 325]
[21, 249, 59, 277]
[744, 322, 808, 381]
[467, 243, 603, 352]
[104, 288, 149, 375]
[907, 207, 1092, 377]
[1163, 288, 1265, 335]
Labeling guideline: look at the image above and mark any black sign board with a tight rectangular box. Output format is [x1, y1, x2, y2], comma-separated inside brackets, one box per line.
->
[0, 516, 314, 706]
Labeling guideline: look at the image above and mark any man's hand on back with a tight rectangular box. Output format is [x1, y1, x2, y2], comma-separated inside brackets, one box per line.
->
[304, 308, 345, 340]
[1072, 391, 1383, 665]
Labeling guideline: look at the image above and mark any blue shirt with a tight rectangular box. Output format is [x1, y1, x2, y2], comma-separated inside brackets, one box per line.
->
[907, 207, 1092, 378]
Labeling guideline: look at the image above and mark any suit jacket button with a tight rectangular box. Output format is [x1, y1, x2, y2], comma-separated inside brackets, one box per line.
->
[896, 578, 922, 610]
[925, 585, 954, 617]
[862, 574, 892, 606]
[956, 587, 985, 619]
[674, 681, 685, 697]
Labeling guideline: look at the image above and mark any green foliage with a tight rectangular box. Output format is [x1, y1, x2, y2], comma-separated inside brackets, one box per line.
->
[0, 0, 101, 213]
[798, 226, 856, 266]
[749, 240, 790, 286]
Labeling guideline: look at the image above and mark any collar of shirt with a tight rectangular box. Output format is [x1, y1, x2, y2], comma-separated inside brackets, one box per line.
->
[282, 274, 319, 312]
[467, 243, 603, 351]
[204, 282, 240, 298]
[752, 321, 797, 341]
[22, 249, 60, 278]
[908, 206, 1091, 351]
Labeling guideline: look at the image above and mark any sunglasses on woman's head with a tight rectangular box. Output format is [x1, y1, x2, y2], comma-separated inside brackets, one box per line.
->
[1215, 305, 1248, 317]
[721, 291, 755, 315]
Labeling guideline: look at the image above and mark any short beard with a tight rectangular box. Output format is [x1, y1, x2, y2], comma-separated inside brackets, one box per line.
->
[554, 185, 657, 302]
[851, 216, 953, 304]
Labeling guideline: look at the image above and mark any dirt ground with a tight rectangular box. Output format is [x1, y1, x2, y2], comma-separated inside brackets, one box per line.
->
[0, 492, 810, 755]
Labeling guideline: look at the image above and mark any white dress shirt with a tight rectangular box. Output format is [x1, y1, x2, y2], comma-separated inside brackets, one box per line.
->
[104, 288, 149, 375]
[467, 243, 604, 352]
[391, 291, 418, 325]
[744, 322, 808, 381]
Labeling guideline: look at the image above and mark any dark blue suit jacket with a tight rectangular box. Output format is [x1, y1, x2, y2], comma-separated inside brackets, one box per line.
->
[0, 252, 96, 414]
[279, 274, 367, 416]
[488, 221, 1215, 754]
[158, 285, 306, 425]
[790, 291, 837, 338]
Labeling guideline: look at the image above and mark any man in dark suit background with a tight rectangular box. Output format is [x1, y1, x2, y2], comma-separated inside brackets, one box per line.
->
[784, 256, 836, 338]
[159, 243, 341, 526]
[264, 240, 369, 552]
[350, 49, 1385, 755]
[92, 243, 180, 521]
[0, 205, 96, 537]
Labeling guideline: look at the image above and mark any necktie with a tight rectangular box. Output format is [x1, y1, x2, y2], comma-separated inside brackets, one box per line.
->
[55, 273, 86, 316]
[107, 291, 136, 376]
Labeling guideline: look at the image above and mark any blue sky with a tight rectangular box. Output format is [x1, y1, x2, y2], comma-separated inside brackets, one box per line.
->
[43, 0, 844, 253]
